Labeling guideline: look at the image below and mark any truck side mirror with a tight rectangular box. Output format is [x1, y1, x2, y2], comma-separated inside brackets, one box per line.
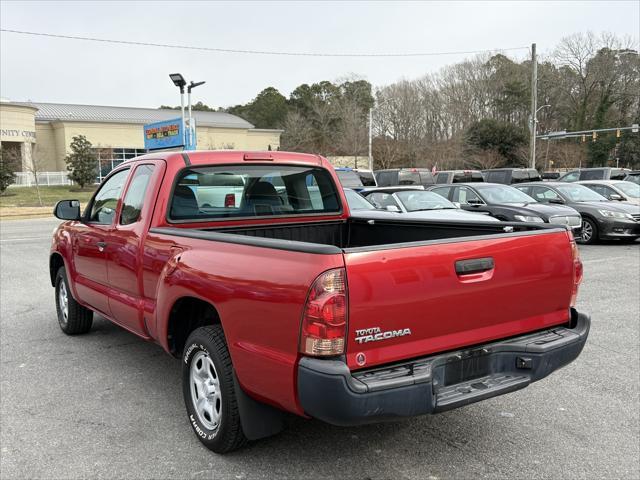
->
[609, 194, 623, 201]
[548, 198, 565, 205]
[386, 205, 401, 213]
[54, 200, 81, 220]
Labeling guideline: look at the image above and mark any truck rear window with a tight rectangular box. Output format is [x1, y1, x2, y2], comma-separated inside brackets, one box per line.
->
[169, 165, 342, 221]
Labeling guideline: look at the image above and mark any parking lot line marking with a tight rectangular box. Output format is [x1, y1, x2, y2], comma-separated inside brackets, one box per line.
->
[581, 256, 630, 264]
[0, 236, 51, 242]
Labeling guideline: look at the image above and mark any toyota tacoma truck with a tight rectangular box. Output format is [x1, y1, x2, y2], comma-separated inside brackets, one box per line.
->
[50, 150, 589, 453]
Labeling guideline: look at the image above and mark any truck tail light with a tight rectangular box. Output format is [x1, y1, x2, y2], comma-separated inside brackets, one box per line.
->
[224, 194, 235, 208]
[569, 232, 583, 307]
[300, 268, 347, 356]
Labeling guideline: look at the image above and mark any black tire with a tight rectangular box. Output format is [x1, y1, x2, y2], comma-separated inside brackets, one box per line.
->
[182, 325, 247, 453]
[578, 217, 599, 245]
[55, 267, 93, 335]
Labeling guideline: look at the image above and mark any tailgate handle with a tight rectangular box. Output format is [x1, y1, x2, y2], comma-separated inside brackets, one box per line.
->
[455, 257, 494, 275]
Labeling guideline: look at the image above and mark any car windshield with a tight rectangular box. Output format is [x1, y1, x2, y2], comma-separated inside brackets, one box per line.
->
[614, 182, 640, 198]
[395, 190, 456, 211]
[344, 189, 376, 210]
[475, 185, 536, 204]
[556, 184, 608, 202]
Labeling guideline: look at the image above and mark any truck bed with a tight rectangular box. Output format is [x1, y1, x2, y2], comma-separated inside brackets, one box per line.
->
[155, 216, 554, 253]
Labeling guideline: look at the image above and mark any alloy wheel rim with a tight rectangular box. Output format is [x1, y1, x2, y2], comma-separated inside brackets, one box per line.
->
[581, 220, 593, 242]
[58, 281, 69, 324]
[189, 351, 222, 431]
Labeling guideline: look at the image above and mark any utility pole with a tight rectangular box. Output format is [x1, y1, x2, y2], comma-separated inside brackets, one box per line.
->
[368, 107, 373, 171]
[529, 43, 538, 169]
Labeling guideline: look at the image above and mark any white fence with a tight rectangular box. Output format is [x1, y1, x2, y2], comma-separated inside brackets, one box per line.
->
[12, 172, 74, 187]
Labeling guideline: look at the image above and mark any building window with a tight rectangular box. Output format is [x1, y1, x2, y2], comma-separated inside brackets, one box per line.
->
[94, 147, 147, 182]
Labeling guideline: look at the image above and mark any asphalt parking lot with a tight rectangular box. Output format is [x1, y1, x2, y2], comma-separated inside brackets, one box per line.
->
[1, 217, 638, 480]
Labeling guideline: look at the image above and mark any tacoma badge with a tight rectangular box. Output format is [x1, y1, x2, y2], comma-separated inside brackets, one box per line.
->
[354, 327, 412, 344]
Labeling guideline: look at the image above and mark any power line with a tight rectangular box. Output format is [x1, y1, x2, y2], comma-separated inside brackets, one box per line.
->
[0, 28, 530, 58]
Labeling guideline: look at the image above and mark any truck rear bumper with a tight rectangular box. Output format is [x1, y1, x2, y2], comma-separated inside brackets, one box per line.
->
[297, 309, 590, 426]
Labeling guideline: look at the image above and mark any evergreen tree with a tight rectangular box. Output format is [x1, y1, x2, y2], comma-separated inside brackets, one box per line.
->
[65, 135, 98, 189]
[0, 146, 19, 194]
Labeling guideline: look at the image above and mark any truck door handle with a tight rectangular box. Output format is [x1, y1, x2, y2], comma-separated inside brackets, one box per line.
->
[96, 241, 107, 252]
[455, 257, 494, 275]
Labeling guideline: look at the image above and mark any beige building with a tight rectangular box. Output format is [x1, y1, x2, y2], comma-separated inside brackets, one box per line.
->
[0, 99, 282, 176]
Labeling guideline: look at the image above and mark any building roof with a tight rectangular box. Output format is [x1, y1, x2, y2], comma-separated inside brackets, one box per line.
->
[25, 102, 255, 129]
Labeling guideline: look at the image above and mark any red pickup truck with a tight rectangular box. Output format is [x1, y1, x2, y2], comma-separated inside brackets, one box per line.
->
[50, 150, 589, 453]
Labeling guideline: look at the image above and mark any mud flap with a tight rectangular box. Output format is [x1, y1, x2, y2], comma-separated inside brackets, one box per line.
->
[233, 372, 284, 441]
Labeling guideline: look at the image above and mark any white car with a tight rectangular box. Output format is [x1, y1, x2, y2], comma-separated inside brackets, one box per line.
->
[577, 180, 640, 206]
[345, 188, 499, 222]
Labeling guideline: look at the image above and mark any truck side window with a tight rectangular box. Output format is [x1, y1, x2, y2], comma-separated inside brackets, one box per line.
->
[580, 170, 605, 180]
[87, 169, 130, 224]
[120, 164, 156, 225]
[435, 172, 449, 184]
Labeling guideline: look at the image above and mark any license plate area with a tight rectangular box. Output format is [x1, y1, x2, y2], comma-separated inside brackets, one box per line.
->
[443, 353, 491, 386]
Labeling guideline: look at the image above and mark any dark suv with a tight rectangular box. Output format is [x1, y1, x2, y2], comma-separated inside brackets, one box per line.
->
[483, 168, 542, 184]
[375, 168, 435, 187]
[434, 170, 484, 184]
[558, 167, 631, 182]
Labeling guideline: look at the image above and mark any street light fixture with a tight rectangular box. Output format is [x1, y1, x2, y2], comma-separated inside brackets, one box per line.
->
[169, 73, 186, 90]
[169, 73, 187, 146]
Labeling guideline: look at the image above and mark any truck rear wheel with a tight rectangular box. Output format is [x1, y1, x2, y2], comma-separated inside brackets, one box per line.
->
[55, 267, 93, 335]
[182, 325, 247, 453]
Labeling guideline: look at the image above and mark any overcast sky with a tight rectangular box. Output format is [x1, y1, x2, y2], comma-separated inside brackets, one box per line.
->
[1, 1, 638, 109]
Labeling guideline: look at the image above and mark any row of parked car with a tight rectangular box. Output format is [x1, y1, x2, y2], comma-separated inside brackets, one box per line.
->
[338, 167, 640, 244]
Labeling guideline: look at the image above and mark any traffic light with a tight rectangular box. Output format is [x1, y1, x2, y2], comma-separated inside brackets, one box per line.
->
[616, 129, 621, 138]
[592, 131, 597, 142]
[582, 134, 586, 142]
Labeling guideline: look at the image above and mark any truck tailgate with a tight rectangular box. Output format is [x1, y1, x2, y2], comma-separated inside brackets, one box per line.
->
[344, 230, 574, 370]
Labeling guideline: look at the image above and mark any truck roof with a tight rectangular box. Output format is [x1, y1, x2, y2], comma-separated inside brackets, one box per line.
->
[127, 150, 325, 168]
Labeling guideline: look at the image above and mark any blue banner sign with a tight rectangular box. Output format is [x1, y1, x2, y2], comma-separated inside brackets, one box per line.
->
[144, 118, 184, 150]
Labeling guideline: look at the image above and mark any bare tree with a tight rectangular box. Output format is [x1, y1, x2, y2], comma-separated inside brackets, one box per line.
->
[26, 145, 46, 206]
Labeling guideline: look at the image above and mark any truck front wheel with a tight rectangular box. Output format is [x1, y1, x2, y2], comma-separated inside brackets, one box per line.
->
[182, 325, 247, 453]
[55, 267, 93, 335]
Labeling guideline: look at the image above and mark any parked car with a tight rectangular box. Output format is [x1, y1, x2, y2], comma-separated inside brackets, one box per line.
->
[375, 168, 435, 187]
[576, 180, 640, 206]
[515, 182, 640, 244]
[482, 168, 542, 184]
[357, 186, 499, 222]
[50, 150, 589, 453]
[353, 169, 377, 187]
[623, 171, 640, 185]
[434, 169, 484, 184]
[557, 167, 631, 182]
[334, 167, 364, 190]
[428, 183, 582, 232]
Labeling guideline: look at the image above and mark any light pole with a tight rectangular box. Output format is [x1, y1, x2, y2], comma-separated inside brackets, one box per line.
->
[530, 104, 550, 169]
[368, 100, 388, 171]
[169, 73, 187, 147]
[187, 80, 205, 150]
[368, 107, 373, 171]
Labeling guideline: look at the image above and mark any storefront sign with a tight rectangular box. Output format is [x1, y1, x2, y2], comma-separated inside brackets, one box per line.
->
[143, 118, 184, 150]
[0, 129, 36, 141]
